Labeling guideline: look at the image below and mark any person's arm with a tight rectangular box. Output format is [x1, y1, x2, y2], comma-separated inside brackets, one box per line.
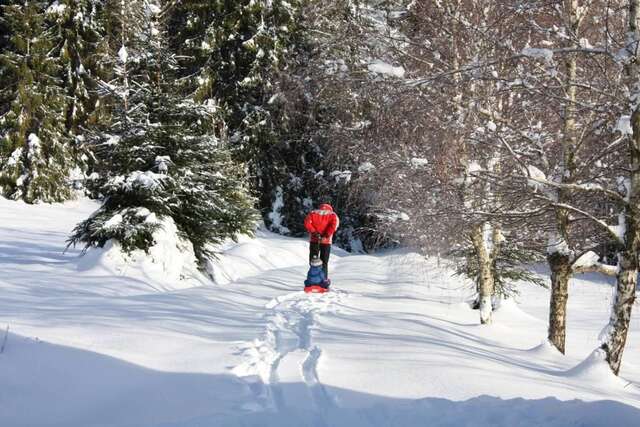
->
[304, 213, 316, 234]
[324, 213, 339, 237]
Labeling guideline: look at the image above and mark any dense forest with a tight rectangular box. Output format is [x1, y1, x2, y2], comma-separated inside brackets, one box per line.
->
[1, 0, 639, 376]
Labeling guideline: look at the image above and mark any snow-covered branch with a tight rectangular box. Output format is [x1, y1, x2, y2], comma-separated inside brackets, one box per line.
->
[526, 176, 626, 204]
[408, 47, 615, 88]
[551, 203, 624, 245]
[571, 251, 618, 276]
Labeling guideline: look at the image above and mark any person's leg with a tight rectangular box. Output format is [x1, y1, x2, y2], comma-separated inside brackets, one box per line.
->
[309, 241, 320, 263]
[320, 244, 331, 278]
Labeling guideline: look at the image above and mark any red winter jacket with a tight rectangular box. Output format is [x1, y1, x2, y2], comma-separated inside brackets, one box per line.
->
[304, 204, 340, 244]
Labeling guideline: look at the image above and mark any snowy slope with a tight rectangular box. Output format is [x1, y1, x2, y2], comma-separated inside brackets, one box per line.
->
[0, 198, 639, 427]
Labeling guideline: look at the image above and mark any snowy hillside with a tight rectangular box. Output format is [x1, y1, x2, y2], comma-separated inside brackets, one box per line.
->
[1, 198, 639, 427]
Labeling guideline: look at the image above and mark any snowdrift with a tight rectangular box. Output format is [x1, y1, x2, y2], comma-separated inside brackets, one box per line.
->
[0, 198, 639, 427]
[76, 217, 206, 293]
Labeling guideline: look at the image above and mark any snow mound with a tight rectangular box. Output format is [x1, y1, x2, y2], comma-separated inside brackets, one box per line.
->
[564, 349, 628, 389]
[526, 339, 562, 357]
[77, 217, 203, 292]
[493, 297, 542, 323]
[205, 229, 311, 285]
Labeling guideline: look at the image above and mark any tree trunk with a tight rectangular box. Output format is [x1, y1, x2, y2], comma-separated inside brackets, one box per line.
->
[601, 0, 640, 375]
[471, 223, 495, 324]
[546, 0, 580, 356]
[601, 251, 637, 375]
[602, 89, 640, 375]
[547, 251, 572, 354]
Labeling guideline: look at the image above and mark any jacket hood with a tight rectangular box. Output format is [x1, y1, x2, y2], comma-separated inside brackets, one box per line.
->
[319, 203, 333, 212]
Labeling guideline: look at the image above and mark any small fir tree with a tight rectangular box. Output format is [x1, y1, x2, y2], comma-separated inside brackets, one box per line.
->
[69, 1, 257, 265]
[451, 239, 547, 303]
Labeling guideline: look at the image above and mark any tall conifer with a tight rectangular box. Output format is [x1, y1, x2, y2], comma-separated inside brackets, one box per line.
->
[0, 1, 75, 202]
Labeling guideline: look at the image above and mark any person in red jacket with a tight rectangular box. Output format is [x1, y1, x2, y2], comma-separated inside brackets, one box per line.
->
[304, 203, 339, 278]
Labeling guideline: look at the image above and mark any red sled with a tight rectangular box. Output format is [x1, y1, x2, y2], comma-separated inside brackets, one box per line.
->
[304, 285, 329, 294]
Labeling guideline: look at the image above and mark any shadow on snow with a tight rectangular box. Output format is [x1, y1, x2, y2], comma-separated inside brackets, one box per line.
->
[1, 333, 639, 427]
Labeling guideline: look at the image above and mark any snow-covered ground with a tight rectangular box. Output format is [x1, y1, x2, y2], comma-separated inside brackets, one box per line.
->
[1, 198, 639, 427]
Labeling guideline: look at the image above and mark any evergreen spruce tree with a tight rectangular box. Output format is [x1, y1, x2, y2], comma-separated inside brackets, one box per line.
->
[451, 240, 546, 302]
[47, 0, 108, 135]
[194, 0, 299, 152]
[0, 1, 13, 116]
[69, 0, 257, 265]
[168, 1, 325, 231]
[46, 0, 110, 189]
[170, 0, 300, 125]
[0, 1, 76, 202]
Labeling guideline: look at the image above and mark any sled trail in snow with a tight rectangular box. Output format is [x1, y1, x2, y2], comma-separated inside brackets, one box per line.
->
[232, 290, 346, 414]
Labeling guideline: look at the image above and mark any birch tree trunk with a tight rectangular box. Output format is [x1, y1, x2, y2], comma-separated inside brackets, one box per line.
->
[603, 248, 638, 374]
[547, 0, 580, 355]
[601, 0, 640, 375]
[471, 223, 495, 324]
[547, 250, 572, 354]
[449, 2, 494, 324]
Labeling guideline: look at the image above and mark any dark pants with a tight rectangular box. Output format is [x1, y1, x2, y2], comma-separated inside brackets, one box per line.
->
[309, 242, 331, 278]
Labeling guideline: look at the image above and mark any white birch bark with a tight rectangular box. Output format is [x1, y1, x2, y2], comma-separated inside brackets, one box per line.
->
[547, 0, 581, 355]
[471, 222, 497, 324]
[600, 0, 640, 375]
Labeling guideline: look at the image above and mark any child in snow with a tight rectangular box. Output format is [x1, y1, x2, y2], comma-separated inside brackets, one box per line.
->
[304, 203, 339, 280]
[305, 256, 331, 289]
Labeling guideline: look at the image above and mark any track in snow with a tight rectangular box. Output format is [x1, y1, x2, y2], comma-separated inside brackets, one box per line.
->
[232, 290, 345, 414]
